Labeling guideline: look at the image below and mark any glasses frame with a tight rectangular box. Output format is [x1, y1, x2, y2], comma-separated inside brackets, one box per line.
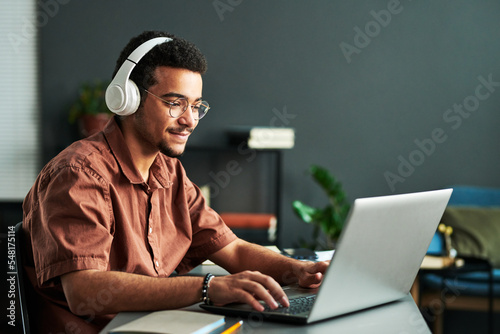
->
[144, 89, 210, 120]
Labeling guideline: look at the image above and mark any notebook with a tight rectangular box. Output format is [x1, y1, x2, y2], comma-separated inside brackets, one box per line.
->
[108, 310, 225, 334]
[201, 188, 453, 324]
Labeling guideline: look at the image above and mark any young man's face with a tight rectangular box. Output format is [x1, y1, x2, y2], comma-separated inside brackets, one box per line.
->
[133, 66, 203, 157]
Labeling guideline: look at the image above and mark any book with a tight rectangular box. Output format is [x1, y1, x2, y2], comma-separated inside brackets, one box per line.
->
[219, 212, 277, 242]
[108, 310, 225, 334]
[227, 126, 295, 149]
[219, 212, 276, 229]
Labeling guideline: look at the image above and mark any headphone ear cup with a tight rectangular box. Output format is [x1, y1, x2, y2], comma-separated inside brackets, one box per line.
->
[105, 82, 126, 115]
[105, 79, 141, 116]
[123, 79, 141, 116]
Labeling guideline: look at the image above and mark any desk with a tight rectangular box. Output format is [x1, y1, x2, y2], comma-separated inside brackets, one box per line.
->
[100, 293, 430, 334]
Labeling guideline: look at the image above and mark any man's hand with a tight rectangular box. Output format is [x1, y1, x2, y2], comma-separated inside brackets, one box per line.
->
[294, 261, 330, 289]
[209, 271, 290, 311]
[208, 239, 331, 311]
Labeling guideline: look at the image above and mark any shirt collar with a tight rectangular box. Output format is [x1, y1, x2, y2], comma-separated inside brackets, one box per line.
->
[103, 116, 172, 189]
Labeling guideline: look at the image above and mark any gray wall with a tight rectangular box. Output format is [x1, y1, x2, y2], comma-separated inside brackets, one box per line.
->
[40, 0, 500, 247]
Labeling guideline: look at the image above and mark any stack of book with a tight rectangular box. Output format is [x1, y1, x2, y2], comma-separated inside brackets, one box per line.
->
[227, 126, 295, 149]
[219, 212, 277, 243]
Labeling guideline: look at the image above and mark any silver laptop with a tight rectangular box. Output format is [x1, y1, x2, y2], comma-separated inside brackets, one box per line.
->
[201, 188, 453, 324]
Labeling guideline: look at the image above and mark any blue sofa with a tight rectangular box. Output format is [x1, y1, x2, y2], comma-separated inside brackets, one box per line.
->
[419, 186, 500, 333]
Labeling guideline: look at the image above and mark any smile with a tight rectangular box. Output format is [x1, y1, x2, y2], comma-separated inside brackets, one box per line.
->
[170, 131, 189, 137]
[167, 128, 193, 141]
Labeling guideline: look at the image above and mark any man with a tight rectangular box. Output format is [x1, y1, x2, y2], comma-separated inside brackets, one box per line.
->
[22, 31, 328, 333]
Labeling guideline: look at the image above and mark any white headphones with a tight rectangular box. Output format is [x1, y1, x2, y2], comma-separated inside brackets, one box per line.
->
[105, 37, 172, 116]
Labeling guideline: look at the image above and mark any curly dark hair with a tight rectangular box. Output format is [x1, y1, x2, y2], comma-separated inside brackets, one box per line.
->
[112, 31, 208, 103]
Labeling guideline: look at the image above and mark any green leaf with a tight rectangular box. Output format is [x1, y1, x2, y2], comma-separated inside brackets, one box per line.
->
[292, 165, 350, 249]
[309, 165, 337, 195]
[292, 200, 320, 223]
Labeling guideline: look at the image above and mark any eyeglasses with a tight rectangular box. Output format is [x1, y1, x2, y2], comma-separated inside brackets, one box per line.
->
[144, 89, 210, 120]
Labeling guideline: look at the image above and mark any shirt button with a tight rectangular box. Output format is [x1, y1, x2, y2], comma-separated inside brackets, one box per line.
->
[149, 227, 153, 234]
[155, 260, 159, 267]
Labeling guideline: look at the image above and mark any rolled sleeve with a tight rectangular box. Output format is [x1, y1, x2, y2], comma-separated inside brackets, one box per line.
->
[26, 164, 114, 286]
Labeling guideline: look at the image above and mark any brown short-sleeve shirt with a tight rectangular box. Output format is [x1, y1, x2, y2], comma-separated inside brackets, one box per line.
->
[22, 117, 236, 333]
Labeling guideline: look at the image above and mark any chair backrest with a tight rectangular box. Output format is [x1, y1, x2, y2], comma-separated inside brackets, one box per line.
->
[15, 222, 31, 334]
[448, 185, 500, 207]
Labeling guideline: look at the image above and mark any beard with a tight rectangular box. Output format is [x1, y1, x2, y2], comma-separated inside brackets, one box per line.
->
[159, 141, 183, 158]
[133, 109, 194, 158]
[159, 126, 194, 158]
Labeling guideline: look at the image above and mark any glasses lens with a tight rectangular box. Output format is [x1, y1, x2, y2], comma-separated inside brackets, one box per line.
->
[168, 98, 210, 120]
[168, 98, 188, 118]
[195, 102, 210, 120]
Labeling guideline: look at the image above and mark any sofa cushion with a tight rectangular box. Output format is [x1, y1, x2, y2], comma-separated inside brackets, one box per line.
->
[442, 207, 500, 268]
[421, 269, 500, 297]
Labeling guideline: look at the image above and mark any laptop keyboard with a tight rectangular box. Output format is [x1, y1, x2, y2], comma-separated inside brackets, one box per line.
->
[263, 295, 317, 315]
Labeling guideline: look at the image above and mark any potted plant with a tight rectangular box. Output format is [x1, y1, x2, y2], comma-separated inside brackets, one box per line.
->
[69, 80, 112, 137]
[292, 165, 350, 250]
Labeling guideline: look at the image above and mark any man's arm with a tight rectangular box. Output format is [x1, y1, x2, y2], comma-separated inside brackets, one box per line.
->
[60, 261, 288, 315]
[61, 270, 205, 316]
[61, 239, 328, 316]
[208, 239, 329, 292]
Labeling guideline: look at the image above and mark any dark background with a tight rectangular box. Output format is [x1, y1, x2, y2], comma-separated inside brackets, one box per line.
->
[36, 0, 500, 246]
[1, 1, 500, 331]
[3, 0, 500, 246]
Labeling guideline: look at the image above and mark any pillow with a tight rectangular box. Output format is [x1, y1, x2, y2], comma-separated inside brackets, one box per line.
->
[441, 207, 500, 268]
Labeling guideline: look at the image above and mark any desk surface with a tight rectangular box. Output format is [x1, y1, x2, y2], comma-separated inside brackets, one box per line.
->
[100, 293, 430, 334]
[100, 257, 434, 334]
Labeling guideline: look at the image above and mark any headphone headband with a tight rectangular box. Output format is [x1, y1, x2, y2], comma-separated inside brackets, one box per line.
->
[106, 37, 172, 116]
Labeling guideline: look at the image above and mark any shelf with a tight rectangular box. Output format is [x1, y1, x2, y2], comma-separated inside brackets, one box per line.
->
[179, 146, 283, 246]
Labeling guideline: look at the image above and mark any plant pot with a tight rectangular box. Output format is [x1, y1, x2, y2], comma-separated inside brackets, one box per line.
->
[77, 113, 112, 138]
